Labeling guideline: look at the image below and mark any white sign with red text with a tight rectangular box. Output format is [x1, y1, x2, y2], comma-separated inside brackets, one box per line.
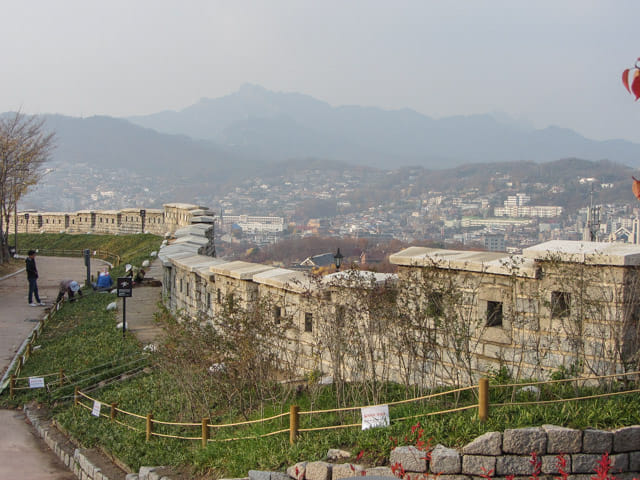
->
[361, 404, 390, 430]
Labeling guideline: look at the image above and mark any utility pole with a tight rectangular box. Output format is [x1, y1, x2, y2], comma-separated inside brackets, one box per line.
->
[587, 183, 600, 242]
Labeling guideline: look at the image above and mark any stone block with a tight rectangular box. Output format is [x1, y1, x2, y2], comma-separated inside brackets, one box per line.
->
[629, 451, 640, 472]
[139, 466, 159, 480]
[389, 446, 428, 472]
[125, 475, 139, 480]
[272, 473, 291, 480]
[543, 425, 582, 453]
[611, 453, 630, 473]
[567, 475, 592, 480]
[305, 461, 332, 480]
[462, 455, 496, 475]
[327, 449, 351, 461]
[541, 454, 571, 475]
[462, 432, 502, 456]
[364, 466, 393, 476]
[582, 429, 613, 454]
[571, 454, 601, 473]
[287, 462, 307, 480]
[616, 474, 640, 480]
[430, 444, 461, 474]
[149, 472, 163, 480]
[614, 426, 640, 453]
[503, 428, 547, 455]
[496, 456, 535, 476]
[438, 476, 471, 480]
[249, 471, 272, 480]
[331, 463, 364, 479]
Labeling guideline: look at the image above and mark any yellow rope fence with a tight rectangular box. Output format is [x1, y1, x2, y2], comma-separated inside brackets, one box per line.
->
[70, 371, 640, 446]
[494, 370, 640, 389]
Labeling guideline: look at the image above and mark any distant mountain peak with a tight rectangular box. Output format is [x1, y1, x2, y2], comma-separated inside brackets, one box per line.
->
[126, 85, 640, 169]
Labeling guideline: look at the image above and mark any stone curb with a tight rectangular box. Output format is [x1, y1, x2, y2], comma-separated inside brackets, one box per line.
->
[23, 404, 121, 480]
[0, 266, 25, 282]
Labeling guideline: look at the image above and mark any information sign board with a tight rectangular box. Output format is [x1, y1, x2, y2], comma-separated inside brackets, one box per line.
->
[117, 277, 132, 297]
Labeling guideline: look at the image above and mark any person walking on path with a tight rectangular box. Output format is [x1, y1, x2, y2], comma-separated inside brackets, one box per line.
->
[25, 250, 44, 306]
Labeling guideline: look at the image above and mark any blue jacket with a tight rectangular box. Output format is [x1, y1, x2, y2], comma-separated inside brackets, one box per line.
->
[96, 273, 113, 289]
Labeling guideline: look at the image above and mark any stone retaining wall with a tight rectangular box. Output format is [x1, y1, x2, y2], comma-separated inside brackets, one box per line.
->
[247, 425, 640, 480]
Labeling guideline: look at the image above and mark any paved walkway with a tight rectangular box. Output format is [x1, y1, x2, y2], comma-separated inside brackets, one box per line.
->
[0, 256, 165, 479]
[117, 259, 165, 345]
[0, 256, 110, 479]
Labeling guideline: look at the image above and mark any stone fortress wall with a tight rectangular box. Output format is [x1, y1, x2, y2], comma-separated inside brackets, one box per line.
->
[160, 237, 640, 387]
[8, 202, 215, 237]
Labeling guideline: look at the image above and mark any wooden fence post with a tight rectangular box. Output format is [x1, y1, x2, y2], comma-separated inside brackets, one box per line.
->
[74, 386, 79, 405]
[10, 375, 15, 399]
[59, 369, 64, 387]
[146, 413, 153, 441]
[26, 342, 32, 358]
[289, 405, 299, 444]
[110, 403, 117, 422]
[202, 417, 209, 448]
[478, 377, 489, 422]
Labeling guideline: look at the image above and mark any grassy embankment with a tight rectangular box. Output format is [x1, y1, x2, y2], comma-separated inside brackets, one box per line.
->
[3, 234, 640, 477]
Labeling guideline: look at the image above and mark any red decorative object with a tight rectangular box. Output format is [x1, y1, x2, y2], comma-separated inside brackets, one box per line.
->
[633, 176, 640, 201]
[622, 58, 640, 100]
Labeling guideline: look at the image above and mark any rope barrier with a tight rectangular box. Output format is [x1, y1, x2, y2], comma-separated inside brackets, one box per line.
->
[392, 403, 478, 422]
[113, 418, 142, 432]
[14, 371, 60, 381]
[113, 407, 147, 420]
[492, 387, 640, 407]
[494, 370, 640, 389]
[299, 385, 476, 416]
[152, 419, 201, 427]
[70, 371, 640, 446]
[207, 411, 289, 428]
[206, 428, 290, 443]
[151, 432, 201, 441]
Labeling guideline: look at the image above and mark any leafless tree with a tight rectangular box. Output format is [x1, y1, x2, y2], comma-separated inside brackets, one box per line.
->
[0, 112, 55, 263]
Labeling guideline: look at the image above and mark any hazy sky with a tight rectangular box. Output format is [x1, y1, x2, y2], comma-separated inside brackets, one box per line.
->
[3, 1, 640, 143]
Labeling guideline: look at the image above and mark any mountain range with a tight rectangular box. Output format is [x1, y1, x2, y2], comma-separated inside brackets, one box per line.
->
[127, 83, 640, 170]
[10, 84, 640, 180]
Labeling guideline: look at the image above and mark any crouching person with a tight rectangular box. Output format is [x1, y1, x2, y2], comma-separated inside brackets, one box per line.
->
[56, 280, 83, 303]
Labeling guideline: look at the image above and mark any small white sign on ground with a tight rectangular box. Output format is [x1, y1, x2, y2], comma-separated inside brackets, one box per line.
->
[28, 377, 45, 389]
[361, 404, 390, 430]
[92, 401, 101, 417]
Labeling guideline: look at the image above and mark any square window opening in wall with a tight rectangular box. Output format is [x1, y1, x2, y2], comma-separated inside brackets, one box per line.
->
[486, 300, 503, 327]
[551, 291, 571, 318]
[304, 312, 313, 332]
[427, 292, 444, 317]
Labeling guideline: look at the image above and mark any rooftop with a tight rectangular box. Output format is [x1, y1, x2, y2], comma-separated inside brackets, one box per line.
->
[210, 261, 275, 280]
[522, 240, 640, 266]
[389, 247, 537, 277]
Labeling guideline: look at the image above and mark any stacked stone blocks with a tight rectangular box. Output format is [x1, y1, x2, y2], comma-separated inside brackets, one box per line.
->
[253, 426, 640, 480]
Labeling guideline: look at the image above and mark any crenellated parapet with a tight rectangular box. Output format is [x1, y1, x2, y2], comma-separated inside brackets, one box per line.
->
[8, 202, 215, 237]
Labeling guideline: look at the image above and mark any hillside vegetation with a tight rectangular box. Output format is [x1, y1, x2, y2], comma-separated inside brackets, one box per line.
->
[3, 232, 640, 477]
